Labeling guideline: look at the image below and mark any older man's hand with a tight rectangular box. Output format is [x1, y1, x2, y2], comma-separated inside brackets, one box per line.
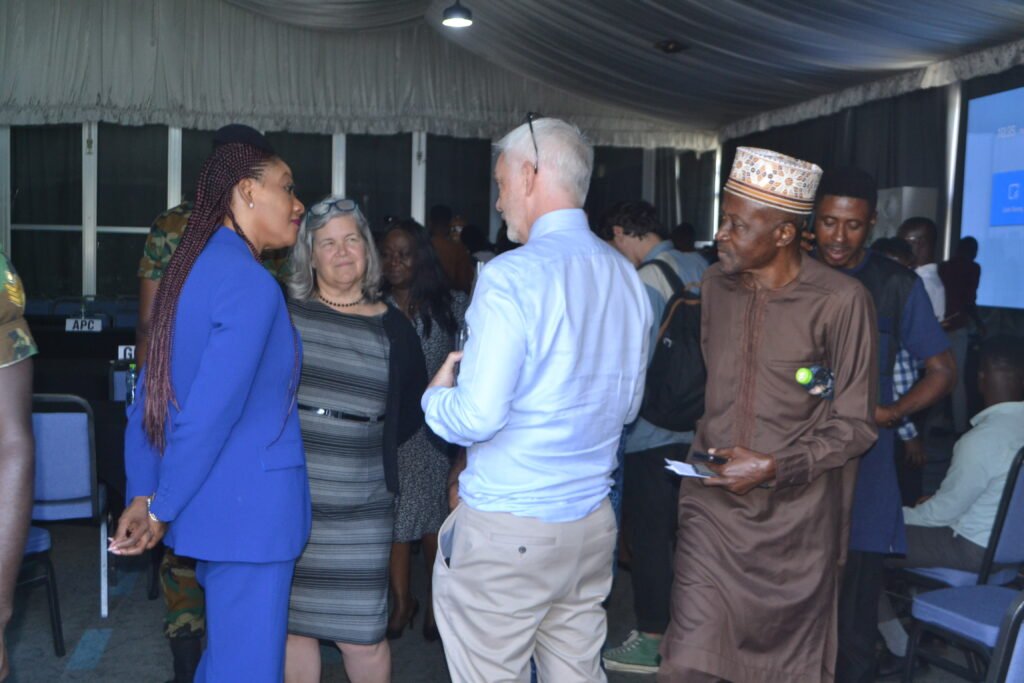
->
[702, 446, 776, 495]
[429, 351, 464, 390]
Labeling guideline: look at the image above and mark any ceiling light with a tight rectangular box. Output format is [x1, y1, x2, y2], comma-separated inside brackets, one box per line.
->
[655, 39, 689, 54]
[442, 1, 473, 28]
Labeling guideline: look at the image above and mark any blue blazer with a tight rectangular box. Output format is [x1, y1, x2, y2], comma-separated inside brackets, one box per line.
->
[125, 227, 311, 563]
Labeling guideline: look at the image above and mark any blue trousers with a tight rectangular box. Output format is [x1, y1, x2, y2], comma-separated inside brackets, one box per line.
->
[194, 559, 295, 683]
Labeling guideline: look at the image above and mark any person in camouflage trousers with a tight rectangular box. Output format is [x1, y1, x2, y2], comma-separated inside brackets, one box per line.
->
[0, 249, 37, 681]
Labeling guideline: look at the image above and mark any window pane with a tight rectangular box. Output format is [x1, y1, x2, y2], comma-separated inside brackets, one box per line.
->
[98, 123, 168, 226]
[347, 134, 411, 230]
[265, 132, 332, 211]
[182, 129, 217, 203]
[96, 232, 148, 298]
[11, 230, 82, 298]
[11, 124, 82, 225]
[426, 135, 492, 234]
[584, 147, 643, 224]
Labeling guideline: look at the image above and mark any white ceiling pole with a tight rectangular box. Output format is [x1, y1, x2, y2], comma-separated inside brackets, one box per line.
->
[411, 131, 427, 225]
[0, 126, 10, 254]
[942, 82, 962, 261]
[82, 123, 98, 297]
[332, 133, 346, 198]
[167, 126, 182, 208]
[710, 146, 722, 243]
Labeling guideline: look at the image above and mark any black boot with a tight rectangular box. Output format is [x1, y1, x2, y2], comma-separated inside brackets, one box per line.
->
[165, 636, 203, 683]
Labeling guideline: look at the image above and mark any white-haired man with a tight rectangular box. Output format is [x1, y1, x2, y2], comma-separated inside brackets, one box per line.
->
[422, 117, 652, 682]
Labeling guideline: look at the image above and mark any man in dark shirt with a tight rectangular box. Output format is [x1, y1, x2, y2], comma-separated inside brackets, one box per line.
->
[939, 236, 983, 433]
[813, 167, 956, 683]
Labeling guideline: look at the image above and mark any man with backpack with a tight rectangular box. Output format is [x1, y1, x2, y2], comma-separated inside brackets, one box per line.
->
[595, 201, 707, 674]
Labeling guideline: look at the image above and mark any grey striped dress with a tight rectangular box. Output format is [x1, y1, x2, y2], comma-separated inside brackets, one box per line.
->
[287, 299, 393, 645]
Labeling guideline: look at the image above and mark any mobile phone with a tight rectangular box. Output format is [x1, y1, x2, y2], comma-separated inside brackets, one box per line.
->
[689, 450, 728, 466]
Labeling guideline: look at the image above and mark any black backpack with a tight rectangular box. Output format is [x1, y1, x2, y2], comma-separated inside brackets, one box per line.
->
[638, 259, 705, 432]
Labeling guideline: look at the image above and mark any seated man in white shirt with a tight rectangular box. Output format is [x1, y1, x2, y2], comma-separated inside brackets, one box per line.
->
[877, 334, 1024, 667]
[421, 116, 651, 683]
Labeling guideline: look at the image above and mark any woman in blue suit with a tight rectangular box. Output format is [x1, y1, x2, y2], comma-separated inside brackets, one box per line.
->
[110, 126, 311, 682]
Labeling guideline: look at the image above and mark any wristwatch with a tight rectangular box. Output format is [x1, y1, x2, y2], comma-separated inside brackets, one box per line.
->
[146, 494, 162, 523]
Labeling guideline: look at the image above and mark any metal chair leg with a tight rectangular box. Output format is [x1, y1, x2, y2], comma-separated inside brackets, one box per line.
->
[100, 517, 109, 618]
[41, 554, 65, 657]
[903, 620, 922, 683]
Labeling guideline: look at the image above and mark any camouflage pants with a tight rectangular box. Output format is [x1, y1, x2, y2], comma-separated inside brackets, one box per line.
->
[160, 548, 206, 639]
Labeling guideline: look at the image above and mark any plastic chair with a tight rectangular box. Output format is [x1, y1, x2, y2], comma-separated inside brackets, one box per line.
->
[31, 394, 109, 622]
[18, 526, 65, 656]
[987, 590, 1024, 683]
[903, 585, 1021, 682]
[903, 446, 1024, 589]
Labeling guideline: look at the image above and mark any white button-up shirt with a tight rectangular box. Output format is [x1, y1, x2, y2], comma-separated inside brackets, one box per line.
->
[903, 401, 1024, 548]
[422, 208, 651, 522]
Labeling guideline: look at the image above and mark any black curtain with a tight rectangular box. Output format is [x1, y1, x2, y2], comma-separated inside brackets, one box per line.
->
[654, 148, 677, 230]
[425, 134, 492, 232]
[265, 132, 332, 211]
[676, 150, 716, 241]
[723, 87, 948, 203]
[10, 125, 83, 297]
[97, 124, 167, 227]
[585, 146, 643, 226]
[346, 133, 412, 230]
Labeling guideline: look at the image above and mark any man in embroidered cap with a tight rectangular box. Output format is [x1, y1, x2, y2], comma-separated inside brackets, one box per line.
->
[658, 148, 879, 683]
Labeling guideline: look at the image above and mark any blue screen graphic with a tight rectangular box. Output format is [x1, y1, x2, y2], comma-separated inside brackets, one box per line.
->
[961, 86, 1024, 309]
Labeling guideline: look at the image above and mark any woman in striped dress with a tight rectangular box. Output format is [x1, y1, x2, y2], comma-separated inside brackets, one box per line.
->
[284, 198, 426, 683]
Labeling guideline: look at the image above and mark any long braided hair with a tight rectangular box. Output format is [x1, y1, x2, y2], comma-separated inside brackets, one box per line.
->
[143, 142, 274, 451]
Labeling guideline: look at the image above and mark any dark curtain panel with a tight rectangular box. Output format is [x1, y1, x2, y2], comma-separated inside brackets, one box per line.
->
[182, 129, 217, 203]
[97, 124, 167, 227]
[96, 124, 168, 298]
[347, 133, 412, 230]
[695, 151, 716, 241]
[96, 233, 148, 297]
[11, 124, 82, 225]
[265, 132, 332, 211]
[10, 230, 82, 298]
[678, 151, 717, 241]
[654, 148, 678, 230]
[11, 125, 83, 297]
[426, 134, 492, 231]
[585, 146, 643, 226]
[723, 88, 947, 197]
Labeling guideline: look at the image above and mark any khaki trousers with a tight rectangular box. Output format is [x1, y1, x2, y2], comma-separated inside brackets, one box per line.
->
[432, 499, 617, 683]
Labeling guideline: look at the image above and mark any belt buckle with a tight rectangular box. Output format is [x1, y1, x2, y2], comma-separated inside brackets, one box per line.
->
[315, 407, 329, 417]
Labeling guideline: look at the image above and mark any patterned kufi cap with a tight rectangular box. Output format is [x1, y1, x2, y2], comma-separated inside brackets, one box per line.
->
[724, 147, 823, 215]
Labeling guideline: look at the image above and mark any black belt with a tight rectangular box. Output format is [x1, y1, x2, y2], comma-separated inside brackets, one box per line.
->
[297, 404, 386, 423]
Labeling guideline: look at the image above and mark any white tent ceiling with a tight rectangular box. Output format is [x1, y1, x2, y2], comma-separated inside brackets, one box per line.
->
[227, 0, 1024, 135]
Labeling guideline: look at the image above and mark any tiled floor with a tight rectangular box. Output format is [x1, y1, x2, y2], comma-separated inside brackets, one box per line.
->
[8, 432, 974, 681]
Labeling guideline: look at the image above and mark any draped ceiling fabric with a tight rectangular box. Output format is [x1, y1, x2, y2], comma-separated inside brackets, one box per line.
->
[0, 0, 714, 150]
[3, 0, 1024, 151]
[224, 0, 430, 30]
[425, 1, 1024, 134]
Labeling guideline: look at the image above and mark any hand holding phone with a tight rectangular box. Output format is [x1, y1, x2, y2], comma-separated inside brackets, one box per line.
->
[689, 450, 729, 466]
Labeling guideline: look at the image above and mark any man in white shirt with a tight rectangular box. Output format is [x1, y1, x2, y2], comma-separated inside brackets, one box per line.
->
[878, 334, 1024, 665]
[898, 217, 945, 321]
[422, 117, 651, 682]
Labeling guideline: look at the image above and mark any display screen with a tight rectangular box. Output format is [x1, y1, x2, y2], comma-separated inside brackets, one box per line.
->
[960, 86, 1024, 309]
